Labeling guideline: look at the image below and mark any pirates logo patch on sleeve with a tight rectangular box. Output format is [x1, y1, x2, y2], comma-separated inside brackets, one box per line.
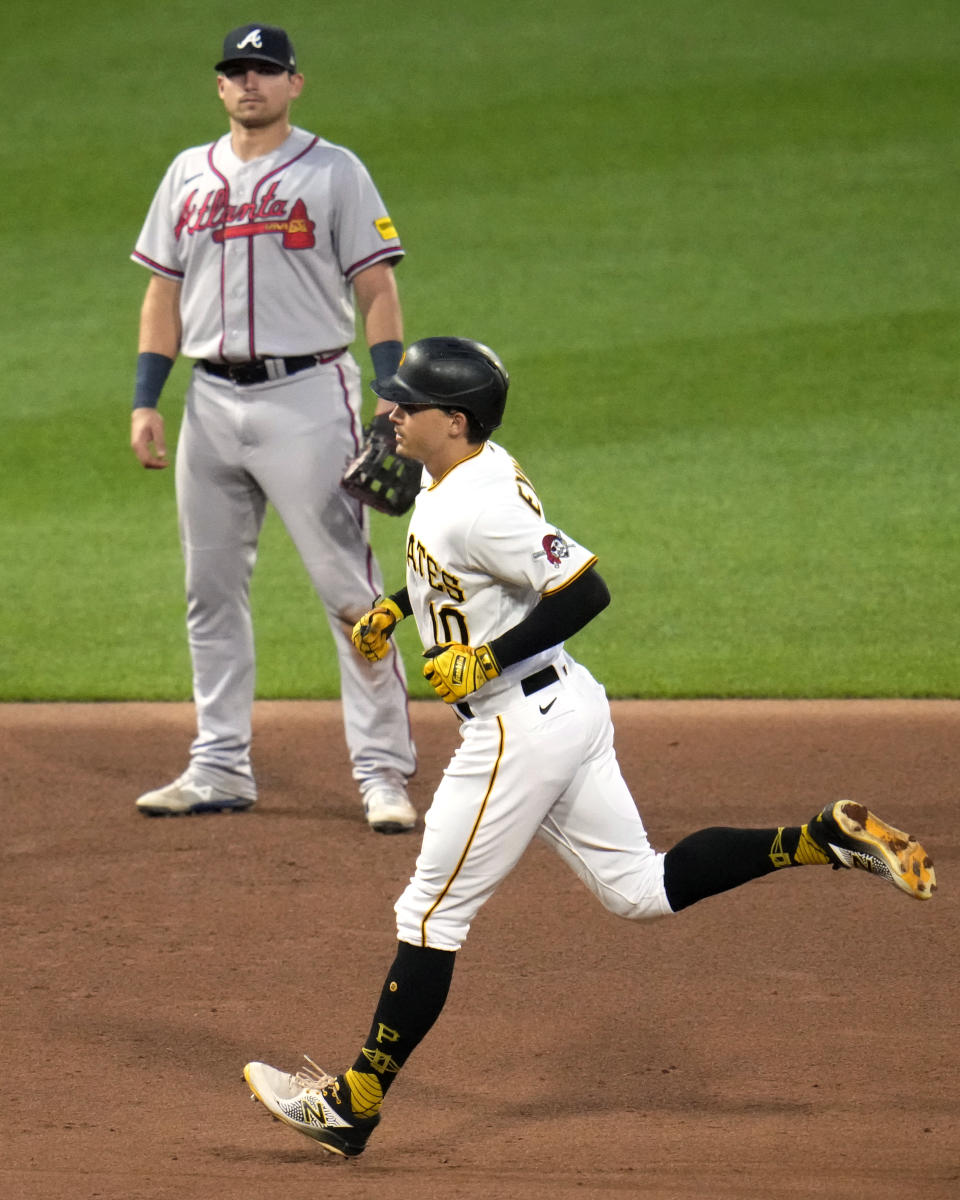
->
[534, 532, 570, 567]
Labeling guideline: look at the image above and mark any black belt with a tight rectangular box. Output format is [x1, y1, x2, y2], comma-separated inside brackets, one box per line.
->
[455, 665, 559, 720]
[199, 350, 345, 385]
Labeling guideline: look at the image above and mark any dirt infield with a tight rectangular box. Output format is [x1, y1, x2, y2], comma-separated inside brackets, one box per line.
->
[2, 699, 957, 1199]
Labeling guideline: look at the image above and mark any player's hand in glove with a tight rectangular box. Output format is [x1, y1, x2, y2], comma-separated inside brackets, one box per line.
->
[351, 597, 405, 662]
[422, 643, 501, 703]
[341, 413, 422, 516]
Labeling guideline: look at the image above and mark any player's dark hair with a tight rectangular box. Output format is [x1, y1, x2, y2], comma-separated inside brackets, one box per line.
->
[457, 409, 486, 443]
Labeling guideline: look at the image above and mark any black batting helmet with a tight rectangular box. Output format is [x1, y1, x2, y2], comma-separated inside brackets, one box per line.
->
[371, 337, 509, 436]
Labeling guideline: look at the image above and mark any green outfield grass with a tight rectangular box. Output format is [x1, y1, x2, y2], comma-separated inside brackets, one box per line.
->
[1, 0, 957, 699]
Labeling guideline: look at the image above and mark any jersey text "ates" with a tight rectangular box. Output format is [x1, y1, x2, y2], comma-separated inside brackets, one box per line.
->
[406, 535, 465, 603]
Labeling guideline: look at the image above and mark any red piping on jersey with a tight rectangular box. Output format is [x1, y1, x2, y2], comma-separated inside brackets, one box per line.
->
[246, 234, 256, 356]
[206, 142, 231, 361]
[341, 364, 365, 458]
[206, 135, 321, 360]
[131, 250, 184, 279]
[345, 245, 404, 280]
[419, 716, 506, 947]
[251, 135, 319, 200]
[338, 360, 375, 540]
[244, 136, 319, 357]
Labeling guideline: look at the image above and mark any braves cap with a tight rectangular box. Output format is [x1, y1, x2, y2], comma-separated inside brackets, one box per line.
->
[215, 24, 297, 72]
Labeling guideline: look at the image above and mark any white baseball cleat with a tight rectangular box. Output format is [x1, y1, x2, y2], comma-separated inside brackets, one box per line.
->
[363, 784, 416, 833]
[135, 771, 255, 816]
[244, 1058, 380, 1157]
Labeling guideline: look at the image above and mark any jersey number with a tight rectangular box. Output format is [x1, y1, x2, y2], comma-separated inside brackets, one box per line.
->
[429, 603, 469, 647]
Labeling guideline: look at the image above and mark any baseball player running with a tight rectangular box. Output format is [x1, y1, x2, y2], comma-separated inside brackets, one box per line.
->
[128, 24, 417, 831]
[243, 338, 936, 1157]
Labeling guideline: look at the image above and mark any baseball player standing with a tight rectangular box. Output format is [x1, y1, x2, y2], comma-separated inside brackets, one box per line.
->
[242, 337, 936, 1157]
[128, 24, 417, 831]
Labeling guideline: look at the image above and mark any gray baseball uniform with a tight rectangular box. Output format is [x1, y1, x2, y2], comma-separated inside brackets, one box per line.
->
[132, 125, 415, 798]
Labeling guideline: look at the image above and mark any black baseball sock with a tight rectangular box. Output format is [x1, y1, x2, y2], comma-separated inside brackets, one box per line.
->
[663, 824, 820, 913]
[342, 941, 456, 1116]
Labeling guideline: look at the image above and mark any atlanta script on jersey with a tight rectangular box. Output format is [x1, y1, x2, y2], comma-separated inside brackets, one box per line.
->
[406, 441, 597, 691]
[132, 126, 403, 361]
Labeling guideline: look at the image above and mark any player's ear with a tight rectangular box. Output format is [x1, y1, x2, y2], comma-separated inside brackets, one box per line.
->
[289, 72, 305, 99]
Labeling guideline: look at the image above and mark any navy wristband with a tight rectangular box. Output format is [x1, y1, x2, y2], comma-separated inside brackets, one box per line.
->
[369, 339, 403, 383]
[133, 351, 174, 410]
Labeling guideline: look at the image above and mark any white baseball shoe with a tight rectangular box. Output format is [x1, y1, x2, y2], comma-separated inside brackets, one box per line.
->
[244, 1057, 380, 1157]
[135, 771, 255, 817]
[362, 782, 416, 833]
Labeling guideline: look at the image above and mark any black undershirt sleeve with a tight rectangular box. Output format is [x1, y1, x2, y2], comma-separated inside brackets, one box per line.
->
[387, 587, 413, 618]
[489, 566, 610, 670]
[389, 566, 610, 668]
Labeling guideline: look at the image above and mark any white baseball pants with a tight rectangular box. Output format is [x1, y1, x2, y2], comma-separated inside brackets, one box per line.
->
[395, 656, 671, 949]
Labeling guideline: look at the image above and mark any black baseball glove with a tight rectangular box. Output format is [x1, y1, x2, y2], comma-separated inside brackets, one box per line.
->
[341, 413, 422, 516]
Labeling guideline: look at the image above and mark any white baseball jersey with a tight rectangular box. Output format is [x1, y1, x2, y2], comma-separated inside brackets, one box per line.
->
[394, 440, 669, 951]
[131, 125, 403, 360]
[405, 441, 597, 685]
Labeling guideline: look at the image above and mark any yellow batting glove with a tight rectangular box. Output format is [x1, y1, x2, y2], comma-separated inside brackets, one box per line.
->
[422, 643, 501, 703]
[351, 597, 405, 662]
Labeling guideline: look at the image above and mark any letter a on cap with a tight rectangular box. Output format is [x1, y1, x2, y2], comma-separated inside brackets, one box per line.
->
[237, 29, 263, 50]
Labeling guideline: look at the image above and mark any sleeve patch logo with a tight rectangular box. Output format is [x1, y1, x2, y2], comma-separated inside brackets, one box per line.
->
[535, 532, 570, 567]
[375, 216, 398, 240]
